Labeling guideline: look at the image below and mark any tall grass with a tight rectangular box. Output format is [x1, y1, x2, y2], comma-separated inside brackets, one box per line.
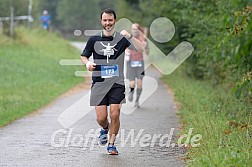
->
[162, 67, 252, 167]
[0, 28, 84, 127]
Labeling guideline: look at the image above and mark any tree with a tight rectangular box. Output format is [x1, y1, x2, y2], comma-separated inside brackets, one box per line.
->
[0, 0, 30, 36]
[118, 0, 252, 101]
[57, 0, 101, 32]
[0, 0, 29, 17]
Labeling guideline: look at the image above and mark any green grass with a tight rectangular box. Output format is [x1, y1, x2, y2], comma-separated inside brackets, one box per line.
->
[162, 67, 252, 167]
[0, 28, 84, 127]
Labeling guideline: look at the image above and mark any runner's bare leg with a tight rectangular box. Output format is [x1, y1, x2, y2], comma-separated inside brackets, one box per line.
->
[95, 105, 109, 129]
[109, 104, 121, 144]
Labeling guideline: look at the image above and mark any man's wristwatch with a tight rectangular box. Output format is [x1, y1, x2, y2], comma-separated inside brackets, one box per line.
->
[127, 34, 133, 40]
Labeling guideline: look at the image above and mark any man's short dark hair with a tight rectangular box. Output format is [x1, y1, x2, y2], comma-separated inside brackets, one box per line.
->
[100, 8, 116, 19]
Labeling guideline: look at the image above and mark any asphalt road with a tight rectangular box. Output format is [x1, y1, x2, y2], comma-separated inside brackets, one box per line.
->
[0, 42, 185, 167]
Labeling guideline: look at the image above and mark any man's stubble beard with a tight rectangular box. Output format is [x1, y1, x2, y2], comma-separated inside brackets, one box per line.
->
[103, 24, 115, 32]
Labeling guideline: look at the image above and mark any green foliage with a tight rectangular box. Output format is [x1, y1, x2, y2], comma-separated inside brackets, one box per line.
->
[0, 28, 83, 127]
[117, 0, 252, 101]
[33, 0, 117, 33]
[176, 1, 252, 101]
[0, 0, 30, 36]
[162, 69, 252, 166]
[57, 0, 101, 31]
[0, 0, 29, 17]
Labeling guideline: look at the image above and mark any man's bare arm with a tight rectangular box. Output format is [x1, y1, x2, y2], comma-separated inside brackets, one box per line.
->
[120, 30, 144, 53]
[80, 56, 96, 71]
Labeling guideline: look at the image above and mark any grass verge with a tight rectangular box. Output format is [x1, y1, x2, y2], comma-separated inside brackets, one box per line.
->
[162, 67, 251, 167]
[0, 28, 84, 127]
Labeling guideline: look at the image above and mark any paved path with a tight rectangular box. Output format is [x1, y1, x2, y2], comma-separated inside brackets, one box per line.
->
[0, 42, 185, 167]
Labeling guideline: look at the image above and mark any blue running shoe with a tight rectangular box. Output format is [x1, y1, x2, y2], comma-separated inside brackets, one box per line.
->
[98, 126, 109, 146]
[107, 144, 118, 155]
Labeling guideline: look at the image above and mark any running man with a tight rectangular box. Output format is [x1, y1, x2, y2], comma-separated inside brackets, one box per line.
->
[126, 23, 149, 107]
[39, 10, 51, 31]
[80, 9, 144, 155]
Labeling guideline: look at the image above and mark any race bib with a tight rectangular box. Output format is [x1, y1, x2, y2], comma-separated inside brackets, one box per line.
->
[130, 61, 143, 67]
[101, 65, 119, 78]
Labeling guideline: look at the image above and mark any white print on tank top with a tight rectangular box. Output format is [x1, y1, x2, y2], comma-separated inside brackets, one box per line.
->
[100, 42, 117, 63]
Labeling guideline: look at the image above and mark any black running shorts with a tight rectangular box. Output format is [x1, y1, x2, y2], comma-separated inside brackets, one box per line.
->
[90, 83, 126, 106]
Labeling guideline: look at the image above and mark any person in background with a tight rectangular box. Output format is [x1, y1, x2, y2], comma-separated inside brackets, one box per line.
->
[125, 23, 149, 108]
[40, 10, 51, 31]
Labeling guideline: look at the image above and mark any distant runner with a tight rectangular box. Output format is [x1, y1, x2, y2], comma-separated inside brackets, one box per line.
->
[40, 10, 51, 31]
[126, 23, 149, 107]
